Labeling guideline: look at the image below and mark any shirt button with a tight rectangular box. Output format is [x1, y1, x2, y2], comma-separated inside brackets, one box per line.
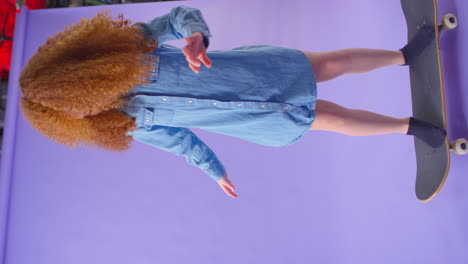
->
[284, 106, 289, 110]
[188, 100, 193, 103]
[237, 103, 242, 107]
[145, 119, 150, 122]
[261, 104, 266, 108]
[213, 102, 218, 105]
[162, 98, 167, 101]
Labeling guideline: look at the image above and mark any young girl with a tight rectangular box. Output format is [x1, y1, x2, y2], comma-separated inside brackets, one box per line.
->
[19, 6, 445, 199]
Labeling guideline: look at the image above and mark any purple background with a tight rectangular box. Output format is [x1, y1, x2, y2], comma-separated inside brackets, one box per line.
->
[1, 0, 467, 263]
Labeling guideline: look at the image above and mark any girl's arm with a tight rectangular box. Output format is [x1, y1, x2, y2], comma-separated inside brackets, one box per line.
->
[133, 6, 211, 48]
[131, 125, 237, 198]
[129, 125, 225, 182]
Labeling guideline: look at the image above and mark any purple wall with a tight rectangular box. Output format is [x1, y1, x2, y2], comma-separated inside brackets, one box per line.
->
[1, 0, 467, 263]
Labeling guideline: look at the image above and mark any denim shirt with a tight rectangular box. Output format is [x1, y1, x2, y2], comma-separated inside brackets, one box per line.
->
[124, 6, 317, 182]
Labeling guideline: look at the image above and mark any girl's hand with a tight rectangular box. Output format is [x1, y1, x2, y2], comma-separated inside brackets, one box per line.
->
[182, 32, 212, 74]
[217, 172, 238, 198]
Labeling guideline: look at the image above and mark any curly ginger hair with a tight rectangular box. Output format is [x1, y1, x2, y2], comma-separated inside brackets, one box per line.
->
[19, 11, 158, 151]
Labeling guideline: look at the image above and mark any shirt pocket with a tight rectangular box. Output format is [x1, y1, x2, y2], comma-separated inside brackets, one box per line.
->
[140, 107, 175, 129]
[147, 55, 161, 83]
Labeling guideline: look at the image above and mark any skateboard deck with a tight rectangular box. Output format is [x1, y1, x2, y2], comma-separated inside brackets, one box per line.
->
[401, 0, 455, 202]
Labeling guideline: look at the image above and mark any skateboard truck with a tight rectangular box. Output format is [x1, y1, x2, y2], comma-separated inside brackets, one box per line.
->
[451, 138, 468, 155]
[439, 14, 458, 31]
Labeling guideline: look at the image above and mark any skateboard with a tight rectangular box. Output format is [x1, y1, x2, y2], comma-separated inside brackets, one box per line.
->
[401, 0, 467, 202]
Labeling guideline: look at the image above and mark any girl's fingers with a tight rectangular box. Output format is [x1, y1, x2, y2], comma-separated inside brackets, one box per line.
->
[221, 184, 238, 198]
[226, 184, 237, 196]
[188, 63, 199, 74]
[186, 56, 201, 68]
[220, 175, 235, 192]
[183, 46, 201, 67]
[223, 185, 238, 198]
[183, 44, 212, 70]
[225, 180, 235, 192]
[199, 53, 212, 68]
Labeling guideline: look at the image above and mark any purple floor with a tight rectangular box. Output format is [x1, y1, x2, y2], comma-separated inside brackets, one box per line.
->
[1, 0, 467, 263]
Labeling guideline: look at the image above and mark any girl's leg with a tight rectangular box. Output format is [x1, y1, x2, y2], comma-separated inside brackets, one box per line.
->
[309, 99, 410, 136]
[309, 99, 446, 148]
[301, 49, 405, 83]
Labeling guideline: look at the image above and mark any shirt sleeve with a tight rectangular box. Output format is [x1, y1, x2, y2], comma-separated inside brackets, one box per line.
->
[129, 125, 226, 182]
[133, 6, 211, 48]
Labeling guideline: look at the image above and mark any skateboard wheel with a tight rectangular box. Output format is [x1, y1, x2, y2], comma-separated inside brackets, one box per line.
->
[442, 14, 458, 30]
[451, 138, 468, 155]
